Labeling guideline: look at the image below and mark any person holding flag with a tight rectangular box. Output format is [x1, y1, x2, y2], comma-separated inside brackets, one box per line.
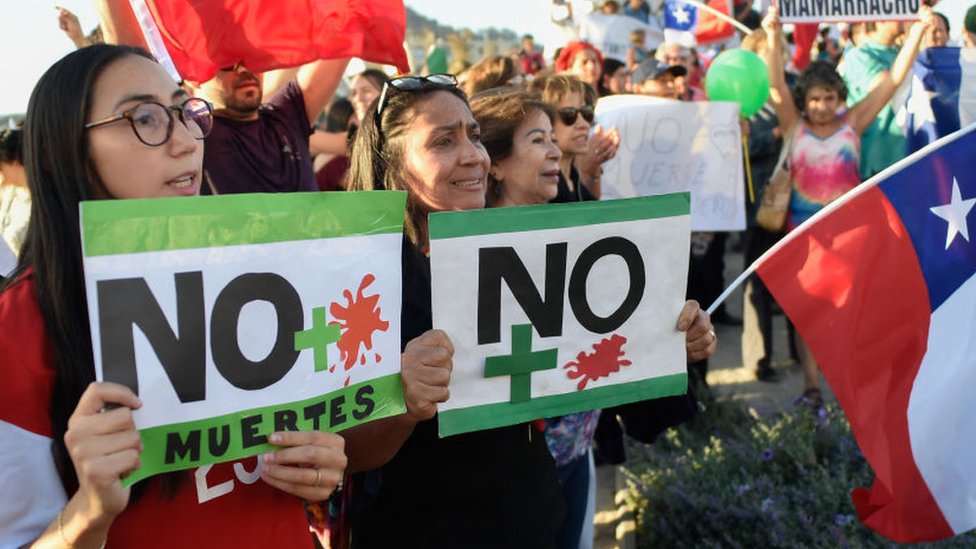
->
[763, 3, 933, 407]
[95, 0, 411, 196]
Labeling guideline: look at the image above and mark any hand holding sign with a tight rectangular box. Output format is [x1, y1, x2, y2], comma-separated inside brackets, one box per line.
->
[261, 430, 348, 502]
[401, 329, 455, 422]
[64, 382, 144, 528]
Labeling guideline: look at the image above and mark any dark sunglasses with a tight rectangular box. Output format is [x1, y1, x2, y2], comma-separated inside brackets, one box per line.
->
[375, 73, 459, 121]
[557, 105, 595, 126]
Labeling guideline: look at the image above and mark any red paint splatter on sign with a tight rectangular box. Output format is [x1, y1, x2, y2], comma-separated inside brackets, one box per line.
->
[329, 274, 389, 372]
[563, 334, 632, 390]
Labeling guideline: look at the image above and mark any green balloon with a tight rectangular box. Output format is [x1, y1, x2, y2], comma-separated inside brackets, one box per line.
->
[705, 49, 770, 118]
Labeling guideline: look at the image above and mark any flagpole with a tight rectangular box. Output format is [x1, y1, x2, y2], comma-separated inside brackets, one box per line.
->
[129, 0, 183, 83]
[706, 122, 976, 315]
[679, 0, 752, 35]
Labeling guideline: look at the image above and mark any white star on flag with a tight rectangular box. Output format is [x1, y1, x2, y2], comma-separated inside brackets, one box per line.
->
[929, 177, 975, 249]
[907, 74, 937, 133]
[672, 5, 691, 25]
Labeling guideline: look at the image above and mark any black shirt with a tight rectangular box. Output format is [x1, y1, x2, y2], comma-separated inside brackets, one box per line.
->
[551, 165, 596, 204]
[351, 239, 565, 549]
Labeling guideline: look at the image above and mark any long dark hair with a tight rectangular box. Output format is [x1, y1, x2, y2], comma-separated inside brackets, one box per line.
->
[4, 44, 154, 495]
[346, 78, 469, 244]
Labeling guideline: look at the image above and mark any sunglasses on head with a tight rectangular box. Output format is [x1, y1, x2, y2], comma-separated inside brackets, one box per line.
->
[375, 73, 459, 121]
[557, 104, 595, 126]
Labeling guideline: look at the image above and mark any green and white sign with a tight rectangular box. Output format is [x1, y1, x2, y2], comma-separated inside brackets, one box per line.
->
[429, 194, 691, 437]
[81, 192, 407, 485]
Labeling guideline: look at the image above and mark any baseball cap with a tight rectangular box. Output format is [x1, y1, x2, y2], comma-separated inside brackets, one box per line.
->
[631, 58, 687, 85]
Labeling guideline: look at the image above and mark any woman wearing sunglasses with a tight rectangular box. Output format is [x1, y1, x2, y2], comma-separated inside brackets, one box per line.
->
[0, 45, 348, 548]
[344, 74, 566, 548]
[530, 74, 619, 202]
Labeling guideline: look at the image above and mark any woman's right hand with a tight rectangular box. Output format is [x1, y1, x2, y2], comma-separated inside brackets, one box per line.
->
[64, 382, 143, 525]
[400, 329, 454, 422]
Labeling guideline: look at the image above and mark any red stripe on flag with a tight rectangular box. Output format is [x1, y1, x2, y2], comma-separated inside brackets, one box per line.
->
[144, 0, 410, 83]
[792, 23, 819, 72]
[695, 0, 736, 45]
[756, 186, 954, 542]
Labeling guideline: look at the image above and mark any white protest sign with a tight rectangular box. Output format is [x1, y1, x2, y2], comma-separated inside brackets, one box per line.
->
[82, 192, 406, 484]
[578, 13, 664, 62]
[778, 0, 921, 23]
[596, 94, 746, 231]
[429, 195, 690, 437]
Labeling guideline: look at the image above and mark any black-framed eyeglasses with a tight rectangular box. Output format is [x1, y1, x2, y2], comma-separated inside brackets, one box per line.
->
[374, 73, 459, 122]
[556, 105, 595, 126]
[84, 97, 214, 147]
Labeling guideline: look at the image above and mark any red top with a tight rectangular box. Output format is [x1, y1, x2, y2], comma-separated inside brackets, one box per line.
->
[0, 273, 313, 548]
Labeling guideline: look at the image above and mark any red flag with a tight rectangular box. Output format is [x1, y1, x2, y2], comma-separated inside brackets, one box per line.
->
[695, 0, 736, 45]
[792, 23, 819, 72]
[141, 0, 409, 83]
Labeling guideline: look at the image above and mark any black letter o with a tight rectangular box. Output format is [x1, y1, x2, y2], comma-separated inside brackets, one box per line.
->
[211, 273, 302, 390]
[568, 237, 645, 333]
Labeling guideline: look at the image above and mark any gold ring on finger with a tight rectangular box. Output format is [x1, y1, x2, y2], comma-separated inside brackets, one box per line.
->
[313, 468, 322, 488]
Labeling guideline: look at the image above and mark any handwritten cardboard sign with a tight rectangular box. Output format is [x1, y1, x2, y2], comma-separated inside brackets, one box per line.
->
[596, 95, 746, 232]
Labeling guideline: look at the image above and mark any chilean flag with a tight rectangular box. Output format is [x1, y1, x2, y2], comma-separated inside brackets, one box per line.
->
[133, 0, 410, 83]
[748, 125, 976, 542]
[905, 47, 976, 155]
[663, 0, 735, 47]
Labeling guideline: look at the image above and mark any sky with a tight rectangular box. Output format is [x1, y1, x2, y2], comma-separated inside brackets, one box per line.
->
[1, 0, 974, 115]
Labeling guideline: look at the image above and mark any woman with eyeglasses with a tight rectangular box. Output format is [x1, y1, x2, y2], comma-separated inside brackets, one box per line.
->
[343, 74, 566, 548]
[0, 45, 348, 548]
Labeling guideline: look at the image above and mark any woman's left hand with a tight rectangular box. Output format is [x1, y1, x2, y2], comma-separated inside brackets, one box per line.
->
[261, 430, 348, 502]
[677, 299, 717, 362]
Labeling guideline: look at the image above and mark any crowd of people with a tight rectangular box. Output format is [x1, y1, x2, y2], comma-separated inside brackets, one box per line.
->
[1, 1, 975, 548]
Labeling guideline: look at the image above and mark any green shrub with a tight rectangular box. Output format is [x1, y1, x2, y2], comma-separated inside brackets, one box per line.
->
[623, 397, 976, 548]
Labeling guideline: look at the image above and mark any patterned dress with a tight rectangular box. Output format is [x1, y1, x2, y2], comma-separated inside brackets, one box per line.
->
[787, 123, 861, 229]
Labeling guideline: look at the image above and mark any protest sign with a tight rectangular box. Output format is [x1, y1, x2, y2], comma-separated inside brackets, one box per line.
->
[596, 95, 746, 231]
[578, 13, 664, 62]
[82, 191, 406, 485]
[429, 195, 691, 437]
[778, 0, 921, 24]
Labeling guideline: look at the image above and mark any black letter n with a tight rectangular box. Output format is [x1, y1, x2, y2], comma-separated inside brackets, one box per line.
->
[477, 244, 567, 344]
[97, 272, 206, 402]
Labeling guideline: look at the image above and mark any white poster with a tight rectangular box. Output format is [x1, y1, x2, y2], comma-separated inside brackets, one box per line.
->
[596, 94, 746, 231]
[778, 0, 921, 24]
[429, 196, 691, 437]
[81, 192, 407, 483]
[578, 13, 664, 62]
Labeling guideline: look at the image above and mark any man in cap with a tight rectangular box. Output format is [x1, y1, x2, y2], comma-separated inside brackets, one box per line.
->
[631, 58, 687, 99]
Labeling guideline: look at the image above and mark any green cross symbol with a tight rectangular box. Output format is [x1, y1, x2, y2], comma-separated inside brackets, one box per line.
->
[484, 323, 558, 403]
[293, 306, 341, 372]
